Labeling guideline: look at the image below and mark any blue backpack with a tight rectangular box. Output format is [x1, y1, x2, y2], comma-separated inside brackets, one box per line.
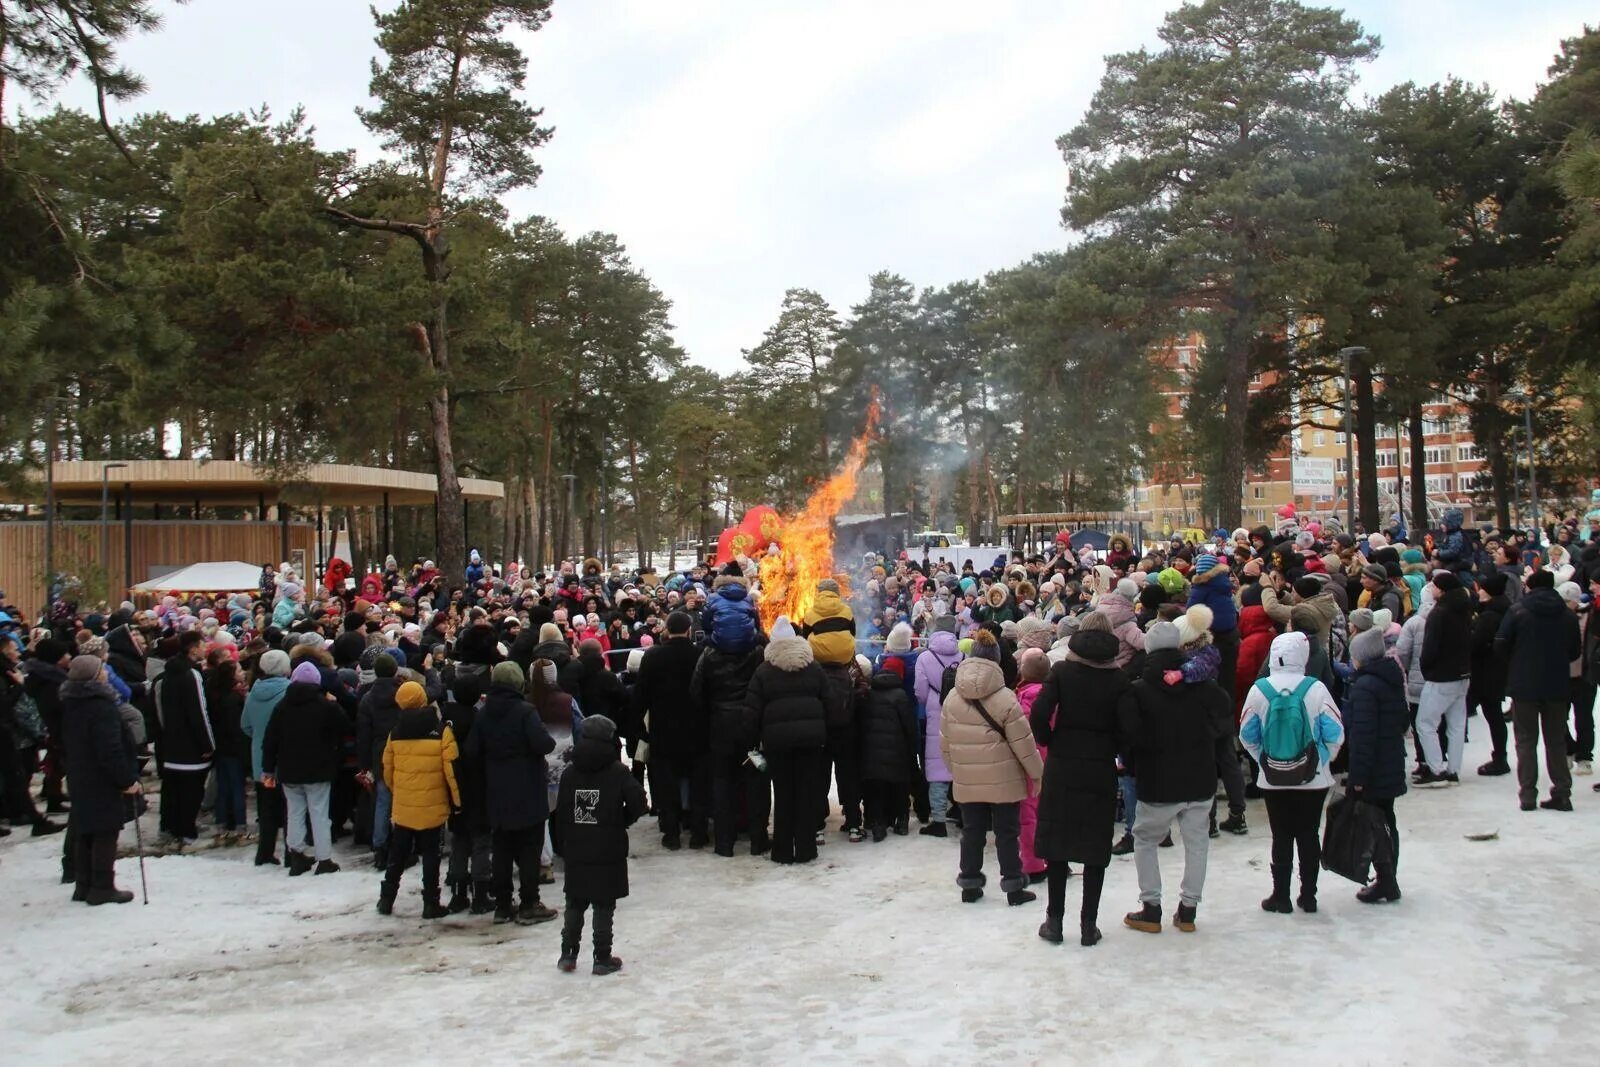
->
[1252, 677, 1319, 786]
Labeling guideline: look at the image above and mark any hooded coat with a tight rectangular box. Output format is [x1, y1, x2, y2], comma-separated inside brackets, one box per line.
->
[802, 588, 857, 666]
[156, 656, 215, 772]
[464, 683, 557, 830]
[1234, 604, 1278, 716]
[859, 671, 918, 783]
[381, 706, 461, 831]
[973, 583, 1020, 626]
[1496, 587, 1583, 702]
[703, 575, 759, 654]
[59, 678, 139, 834]
[1240, 632, 1344, 792]
[1343, 656, 1410, 799]
[1116, 648, 1225, 805]
[633, 637, 707, 759]
[240, 675, 290, 780]
[915, 629, 962, 783]
[356, 675, 402, 774]
[1028, 630, 1129, 866]
[692, 645, 765, 757]
[556, 732, 647, 901]
[1419, 585, 1474, 682]
[1094, 592, 1146, 670]
[261, 682, 345, 784]
[939, 658, 1043, 805]
[745, 637, 829, 753]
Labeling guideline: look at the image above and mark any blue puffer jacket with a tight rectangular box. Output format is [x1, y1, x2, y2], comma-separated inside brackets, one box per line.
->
[1187, 574, 1238, 633]
[1343, 657, 1409, 799]
[703, 576, 758, 654]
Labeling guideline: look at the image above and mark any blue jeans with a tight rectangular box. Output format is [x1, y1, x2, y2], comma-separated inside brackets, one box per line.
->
[372, 781, 393, 850]
[1119, 775, 1137, 834]
[283, 780, 333, 862]
[928, 781, 950, 823]
[213, 756, 247, 830]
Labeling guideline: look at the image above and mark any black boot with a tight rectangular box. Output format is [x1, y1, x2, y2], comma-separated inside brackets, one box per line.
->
[1123, 902, 1161, 933]
[377, 882, 398, 916]
[1007, 889, 1038, 907]
[1081, 923, 1103, 947]
[421, 891, 448, 920]
[961, 887, 984, 903]
[871, 823, 888, 843]
[918, 821, 947, 837]
[287, 850, 313, 877]
[447, 881, 471, 914]
[1262, 864, 1293, 913]
[893, 815, 909, 836]
[1297, 869, 1319, 913]
[471, 882, 496, 915]
[1174, 903, 1197, 932]
[1111, 832, 1134, 855]
[1038, 914, 1064, 944]
[1218, 811, 1248, 835]
[592, 953, 623, 976]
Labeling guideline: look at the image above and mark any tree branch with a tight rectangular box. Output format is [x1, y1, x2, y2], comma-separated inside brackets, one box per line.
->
[63, 8, 138, 168]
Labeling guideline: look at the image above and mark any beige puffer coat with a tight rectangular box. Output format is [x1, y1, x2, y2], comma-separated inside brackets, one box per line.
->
[939, 658, 1043, 804]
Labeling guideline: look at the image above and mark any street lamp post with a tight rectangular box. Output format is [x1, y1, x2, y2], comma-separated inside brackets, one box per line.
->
[100, 462, 129, 599]
[1339, 347, 1368, 534]
[1524, 397, 1540, 545]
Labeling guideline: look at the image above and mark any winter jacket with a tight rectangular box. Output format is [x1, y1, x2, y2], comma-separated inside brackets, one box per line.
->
[261, 682, 345, 784]
[240, 676, 290, 780]
[59, 679, 139, 834]
[156, 658, 215, 773]
[1187, 572, 1239, 633]
[381, 706, 460, 831]
[973, 584, 1019, 626]
[464, 683, 557, 831]
[208, 686, 248, 763]
[1470, 595, 1510, 699]
[939, 658, 1043, 805]
[440, 699, 487, 833]
[1094, 592, 1145, 669]
[1117, 648, 1224, 805]
[356, 676, 402, 774]
[1029, 629, 1129, 867]
[802, 589, 856, 666]
[633, 637, 707, 759]
[555, 733, 647, 901]
[692, 645, 765, 757]
[859, 671, 918, 783]
[1419, 586, 1473, 682]
[819, 661, 860, 739]
[703, 576, 759, 654]
[1496, 588, 1583, 703]
[914, 629, 962, 718]
[1342, 657, 1410, 800]
[1234, 605, 1278, 716]
[1240, 633, 1344, 792]
[22, 658, 68, 741]
[1394, 596, 1432, 705]
[571, 651, 628, 732]
[745, 637, 829, 753]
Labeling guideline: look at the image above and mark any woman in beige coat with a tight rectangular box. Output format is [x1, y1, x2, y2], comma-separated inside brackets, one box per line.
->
[941, 630, 1044, 906]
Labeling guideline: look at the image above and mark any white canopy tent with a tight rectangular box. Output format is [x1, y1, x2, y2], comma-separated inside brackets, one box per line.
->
[130, 561, 263, 595]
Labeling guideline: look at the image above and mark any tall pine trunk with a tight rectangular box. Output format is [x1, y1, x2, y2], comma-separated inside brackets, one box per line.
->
[1355, 355, 1379, 532]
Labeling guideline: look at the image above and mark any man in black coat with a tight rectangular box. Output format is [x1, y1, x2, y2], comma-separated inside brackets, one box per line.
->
[357, 651, 403, 865]
[1415, 572, 1474, 785]
[156, 631, 214, 846]
[22, 637, 71, 812]
[59, 656, 140, 904]
[1469, 573, 1513, 777]
[692, 639, 768, 858]
[442, 668, 492, 914]
[1496, 569, 1582, 811]
[1344, 627, 1409, 903]
[262, 661, 347, 874]
[635, 612, 709, 849]
[463, 661, 557, 925]
[554, 714, 646, 975]
[745, 628, 829, 865]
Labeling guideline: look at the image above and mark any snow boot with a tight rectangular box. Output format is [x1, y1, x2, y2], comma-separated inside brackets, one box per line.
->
[871, 824, 888, 843]
[1477, 758, 1510, 776]
[1007, 889, 1038, 907]
[1111, 833, 1134, 856]
[1123, 902, 1162, 933]
[1540, 796, 1574, 811]
[1297, 869, 1319, 913]
[750, 832, 770, 856]
[1357, 880, 1402, 904]
[377, 884, 397, 916]
[1261, 864, 1293, 914]
[421, 893, 449, 920]
[1038, 914, 1064, 944]
[493, 903, 515, 924]
[32, 819, 65, 837]
[893, 815, 909, 836]
[1219, 811, 1248, 835]
[287, 851, 313, 877]
[1081, 924, 1103, 947]
[470, 882, 496, 915]
[961, 887, 984, 904]
[592, 954, 624, 976]
[447, 881, 470, 914]
[557, 953, 578, 973]
[849, 827, 865, 843]
[918, 821, 947, 838]
[85, 887, 134, 906]
[1174, 903, 1197, 932]
[372, 844, 388, 870]
[313, 859, 341, 875]
[661, 833, 682, 851]
[516, 900, 558, 925]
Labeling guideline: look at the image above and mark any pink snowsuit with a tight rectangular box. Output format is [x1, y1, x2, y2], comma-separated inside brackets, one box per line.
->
[1015, 679, 1047, 876]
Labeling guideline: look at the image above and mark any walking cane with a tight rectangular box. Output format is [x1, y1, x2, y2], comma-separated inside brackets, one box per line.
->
[131, 795, 150, 905]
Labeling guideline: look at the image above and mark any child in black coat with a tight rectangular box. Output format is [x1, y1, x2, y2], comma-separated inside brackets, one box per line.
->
[555, 714, 647, 974]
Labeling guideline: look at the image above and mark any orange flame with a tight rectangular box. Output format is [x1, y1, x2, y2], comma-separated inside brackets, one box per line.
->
[757, 397, 880, 632]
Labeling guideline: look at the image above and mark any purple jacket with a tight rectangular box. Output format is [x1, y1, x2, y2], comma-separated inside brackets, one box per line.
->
[915, 630, 962, 783]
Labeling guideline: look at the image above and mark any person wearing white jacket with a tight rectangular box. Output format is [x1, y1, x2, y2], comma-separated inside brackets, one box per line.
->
[1395, 582, 1435, 769]
[1240, 632, 1344, 915]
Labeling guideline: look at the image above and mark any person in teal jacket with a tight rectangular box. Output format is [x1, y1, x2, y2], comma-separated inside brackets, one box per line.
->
[241, 650, 292, 866]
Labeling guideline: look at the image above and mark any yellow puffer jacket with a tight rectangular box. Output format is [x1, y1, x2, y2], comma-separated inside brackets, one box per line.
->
[381, 709, 461, 831]
[803, 589, 856, 666]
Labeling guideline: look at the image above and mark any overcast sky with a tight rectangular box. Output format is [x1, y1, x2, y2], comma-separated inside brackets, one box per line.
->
[42, 0, 1598, 372]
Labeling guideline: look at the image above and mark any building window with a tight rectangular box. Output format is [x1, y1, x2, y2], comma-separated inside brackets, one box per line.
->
[1424, 446, 1449, 465]
[1252, 486, 1264, 499]
[1335, 432, 1346, 445]
[1336, 458, 1347, 473]
[1375, 450, 1397, 468]
[1457, 444, 1484, 462]
[1178, 351, 1192, 368]
[1313, 432, 1325, 447]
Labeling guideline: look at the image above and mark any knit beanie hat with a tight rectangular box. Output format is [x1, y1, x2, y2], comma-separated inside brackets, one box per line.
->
[1401, 548, 1425, 565]
[855, 654, 872, 675]
[1115, 578, 1139, 601]
[1347, 607, 1375, 634]
[1361, 564, 1388, 583]
[374, 652, 399, 678]
[1156, 568, 1186, 596]
[1371, 608, 1394, 632]
[538, 623, 563, 644]
[1055, 614, 1082, 640]
[67, 654, 102, 682]
[931, 615, 959, 635]
[395, 681, 429, 709]
[491, 661, 524, 689]
[969, 630, 1001, 662]
[771, 616, 797, 642]
[885, 621, 914, 653]
[582, 714, 616, 742]
[258, 650, 291, 677]
[1144, 619, 1181, 653]
[1193, 553, 1219, 575]
[881, 657, 906, 680]
[1175, 604, 1214, 648]
[1349, 627, 1387, 667]
[290, 661, 322, 685]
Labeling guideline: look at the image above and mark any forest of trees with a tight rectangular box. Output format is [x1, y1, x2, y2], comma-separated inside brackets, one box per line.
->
[2, 1, 1597, 571]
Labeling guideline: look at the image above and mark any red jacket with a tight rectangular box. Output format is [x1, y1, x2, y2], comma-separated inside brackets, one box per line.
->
[1234, 604, 1278, 720]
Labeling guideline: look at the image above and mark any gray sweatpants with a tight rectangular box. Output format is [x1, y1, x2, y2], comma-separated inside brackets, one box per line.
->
[1133, 798, 1210, 908]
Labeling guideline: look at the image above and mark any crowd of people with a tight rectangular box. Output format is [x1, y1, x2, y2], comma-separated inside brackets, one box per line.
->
[1, 498, 1595, 964]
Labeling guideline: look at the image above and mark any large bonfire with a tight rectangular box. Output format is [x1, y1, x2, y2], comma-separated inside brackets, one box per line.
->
[756, 399, 880, 632]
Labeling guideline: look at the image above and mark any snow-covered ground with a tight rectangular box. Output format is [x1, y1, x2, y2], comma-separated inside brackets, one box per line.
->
[3, 726, 1598, 1066]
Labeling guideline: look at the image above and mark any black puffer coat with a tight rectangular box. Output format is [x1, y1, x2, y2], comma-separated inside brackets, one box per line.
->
[1029, 630, 1130, 867]
[745, 637, 828, 753]
[442, 698, 488, 833]
[555, 733, 647, 901]
[59, 679, 139, 834]
[571, 651, 628, 732]
[1117, 648, 1224, 805]
[858, 671, 917, 783]
[261, 682, 344, 784]
[1343, 656, 1410, 800]
[692, 645, 765, 757]
[1420, 586, 1474, 682]
[634, 638, 706, 758]
[464, 683, 556, 831]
